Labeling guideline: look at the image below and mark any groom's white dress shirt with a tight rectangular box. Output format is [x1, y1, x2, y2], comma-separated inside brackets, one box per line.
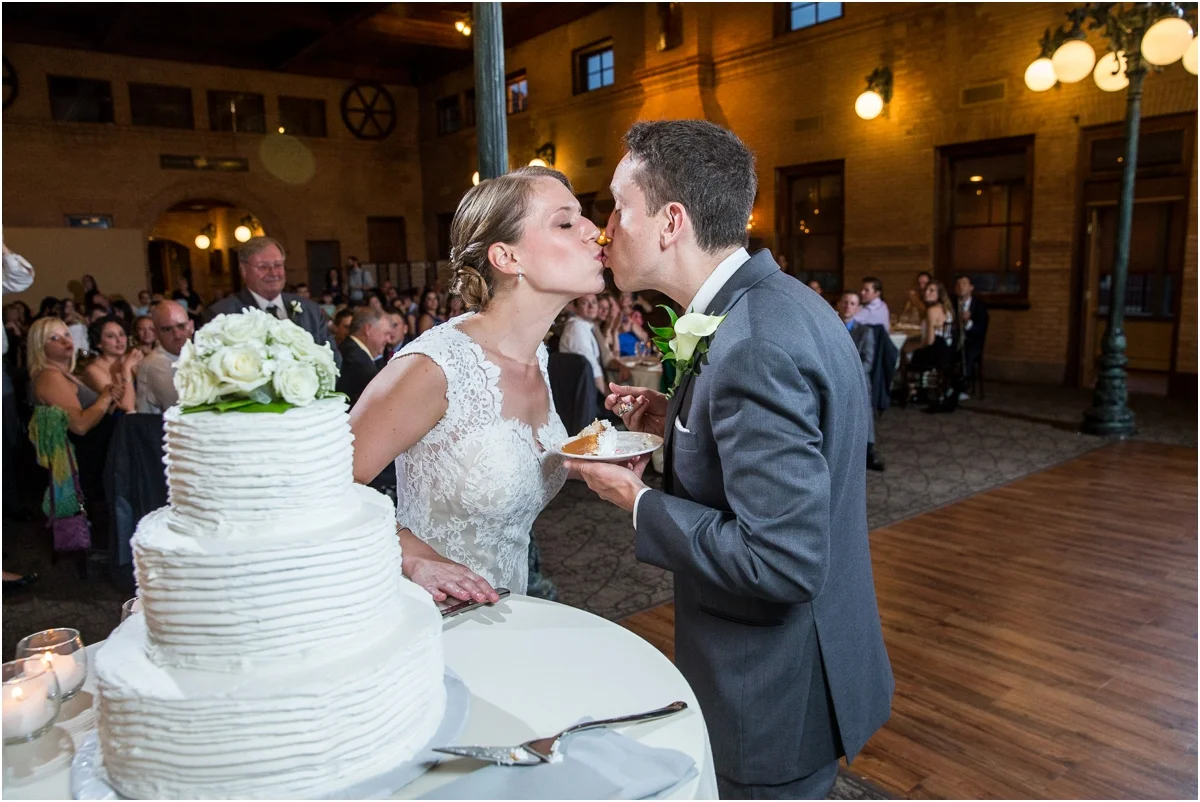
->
[632, 247, 750, 529]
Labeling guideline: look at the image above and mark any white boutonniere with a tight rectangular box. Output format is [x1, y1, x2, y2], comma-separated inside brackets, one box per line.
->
[290, 300, 303, 319]
[650, 306, 726, 396]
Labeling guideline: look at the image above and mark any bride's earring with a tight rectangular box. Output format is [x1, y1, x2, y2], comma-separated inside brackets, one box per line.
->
[517, 269, 524, 282]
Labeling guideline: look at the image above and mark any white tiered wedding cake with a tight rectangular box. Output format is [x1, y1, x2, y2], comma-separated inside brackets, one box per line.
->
[94, 311, 446, 799]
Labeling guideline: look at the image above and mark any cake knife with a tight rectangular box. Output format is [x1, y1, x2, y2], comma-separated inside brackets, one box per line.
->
[439, 587, 511, 619]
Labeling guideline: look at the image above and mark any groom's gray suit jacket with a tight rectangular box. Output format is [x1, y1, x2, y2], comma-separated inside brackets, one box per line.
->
[636, 249, 893, 785]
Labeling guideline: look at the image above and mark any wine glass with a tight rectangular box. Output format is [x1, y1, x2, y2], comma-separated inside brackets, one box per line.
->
[2, 656, 61, 745]
[16, 629, 87, 701]
[121, 597, 142, 622]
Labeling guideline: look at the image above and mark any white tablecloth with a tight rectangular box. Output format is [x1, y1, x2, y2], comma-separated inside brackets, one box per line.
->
[2, 597, 717, 800]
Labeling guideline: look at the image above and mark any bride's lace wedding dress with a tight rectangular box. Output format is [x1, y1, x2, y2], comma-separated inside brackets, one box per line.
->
[392, 314, 569, 594]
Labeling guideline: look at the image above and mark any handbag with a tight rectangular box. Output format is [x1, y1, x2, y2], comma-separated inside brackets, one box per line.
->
[47, 445, 92, 552]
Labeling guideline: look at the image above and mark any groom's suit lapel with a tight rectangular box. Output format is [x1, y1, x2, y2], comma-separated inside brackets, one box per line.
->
[662, 250, 781, 495]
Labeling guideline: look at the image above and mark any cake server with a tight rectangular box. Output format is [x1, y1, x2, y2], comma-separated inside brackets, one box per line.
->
[432, 701, 688, 765]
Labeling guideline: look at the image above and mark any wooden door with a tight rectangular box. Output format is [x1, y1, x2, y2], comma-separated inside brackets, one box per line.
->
[305, 240, 340, 294]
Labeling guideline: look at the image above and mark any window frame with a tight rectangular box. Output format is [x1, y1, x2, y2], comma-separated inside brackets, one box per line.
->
[47, 74, 114, 124]
[774, 2, 844, 36]
[277, 95, 327, 138]
[573, 39, 615, 95]
[207, 90, 266, 134]
[506, 71, 528, 115]
[774, 159, 846, 295]
[435, 94, 463, 136]
[129, 82, 194, 130]
[934, 134, 1035, 308]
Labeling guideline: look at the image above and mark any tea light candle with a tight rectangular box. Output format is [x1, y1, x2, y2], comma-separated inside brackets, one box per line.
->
[2, 666, 56, 742]
[39, 652, 85, 695]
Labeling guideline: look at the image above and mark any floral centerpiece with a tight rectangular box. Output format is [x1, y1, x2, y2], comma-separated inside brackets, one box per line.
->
[174, 308, 340, 413]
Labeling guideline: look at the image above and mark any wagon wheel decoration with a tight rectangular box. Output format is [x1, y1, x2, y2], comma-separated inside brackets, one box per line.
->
[340, 82, 396, 141]
[3, 57, 17, 111]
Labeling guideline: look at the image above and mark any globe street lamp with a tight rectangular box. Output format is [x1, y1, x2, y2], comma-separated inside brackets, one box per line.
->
[1024, 3, 1197, 437]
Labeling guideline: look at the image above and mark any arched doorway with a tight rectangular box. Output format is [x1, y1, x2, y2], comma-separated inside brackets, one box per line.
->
[149, 199, 268, 307]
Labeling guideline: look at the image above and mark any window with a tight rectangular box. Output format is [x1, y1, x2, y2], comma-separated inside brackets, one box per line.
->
[464, 89, 476, 127]
[278, 96, 327, 137]
[788, 2, 842, 31]
[207, 90, 266, 133]
[436, 95, 462, 136]
[574, 40, 614, 94]
[47, 75, 113, 123]
[507, 72, 528, 114]
[129, 83, 193, 129]
[776, 161, 844, 294]
[936, 136, 1034, 304]
[65, 215, 113, 229]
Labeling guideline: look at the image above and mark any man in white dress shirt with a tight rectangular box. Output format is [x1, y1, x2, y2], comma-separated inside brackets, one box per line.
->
[558, 294, 607, 394]
[136, 301, 193, 414]
[3, 244, 35, 538]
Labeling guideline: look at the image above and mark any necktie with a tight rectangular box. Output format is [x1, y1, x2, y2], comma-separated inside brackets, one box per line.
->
[265, 304, 283, 320]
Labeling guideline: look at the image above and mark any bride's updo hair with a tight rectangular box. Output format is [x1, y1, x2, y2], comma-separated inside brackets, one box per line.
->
[449, 165, 573, 312]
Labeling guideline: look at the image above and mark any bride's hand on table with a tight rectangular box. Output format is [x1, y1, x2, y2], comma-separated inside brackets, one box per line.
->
[398, 529, 500, 604]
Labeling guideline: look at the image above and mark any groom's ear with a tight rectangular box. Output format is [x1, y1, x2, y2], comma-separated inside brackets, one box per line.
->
[659, 201, 689, 250]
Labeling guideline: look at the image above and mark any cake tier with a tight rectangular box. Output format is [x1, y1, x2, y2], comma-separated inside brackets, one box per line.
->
[164, 398, 355, 533]
[135, 485, 403, 671]
[95, 581, 445, 799]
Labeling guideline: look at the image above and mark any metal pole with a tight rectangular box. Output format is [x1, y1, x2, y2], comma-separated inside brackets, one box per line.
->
[1082, 51, 1144, 437]
[473, 2, 508, 180]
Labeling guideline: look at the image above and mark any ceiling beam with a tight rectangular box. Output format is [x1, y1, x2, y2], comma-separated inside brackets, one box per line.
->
[278, 3, 391, 71]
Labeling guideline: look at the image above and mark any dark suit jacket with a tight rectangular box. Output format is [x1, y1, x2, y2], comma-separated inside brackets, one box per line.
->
[849, 322, 897, 413]
[637, 250, 893, 785]
[336, 337, 379, 409]
[960, 295, 989, 353]
[203, 290, 341, 369]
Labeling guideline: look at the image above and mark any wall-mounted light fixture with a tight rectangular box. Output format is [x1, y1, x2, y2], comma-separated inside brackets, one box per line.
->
[455, 16, 472, 36]
[195, 223, 216, 250]
[234, 216, 258, 243]
[471, 171, 480, 186]
[528, 142, 557, 168]
[855, 67, 892, 120]
[745, 213, 756, 232]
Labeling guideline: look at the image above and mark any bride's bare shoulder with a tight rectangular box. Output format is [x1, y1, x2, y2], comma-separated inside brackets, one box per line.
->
[373, 352, 447, 399]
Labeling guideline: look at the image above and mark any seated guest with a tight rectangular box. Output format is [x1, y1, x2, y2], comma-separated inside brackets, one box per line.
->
[171, 276, 203, 321]
[331, 307, 354, 346]
[81, 274, 101, 313]
[323, 267, 344, 305]
[136, 301, 193, 414]
[616, 292, 651, 356]
[60, 299, 89, 357]
[319, 292, 337, 322]
[807, 279, 824, 296]
[415, 287, 444, 336]
[853, 277, 890, 332]
[88, 305, 109, 325]
[204, 237, 338, 367]
[907, 280, 957, 407]
[337, 307, 390, 408]
[916, 271, 931, 292]
[294, 282, 311, 299]
[36, 296, 61, 321]
[133, 290, 152, 318]
[836, 292, 884, 472]
[27, 317, 121, 520]
[81, 317, 141, 414]
[133, 315, 156, 357]
[898, 271, 931, 327]
[447, 294, 466, 319]
[383, 311, 408, 361]
[559, 294, 607, 395]
[110, 299, 134, 323]
[954, 274, 989, 388]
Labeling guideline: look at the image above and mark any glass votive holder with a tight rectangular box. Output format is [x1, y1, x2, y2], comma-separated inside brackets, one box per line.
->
[16, 629, 88, 701]
[121, 597, 142, 622]
[2, 657, 61, 745]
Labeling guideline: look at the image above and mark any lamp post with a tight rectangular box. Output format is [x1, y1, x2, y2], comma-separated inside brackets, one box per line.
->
[473, 2, 508, 181]
[1025, 3, 1196, 437]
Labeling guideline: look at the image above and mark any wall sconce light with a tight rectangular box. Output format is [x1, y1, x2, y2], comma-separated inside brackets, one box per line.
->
[529, 142, 557, 168]
[194, 223, 216, 250]
[471, 171, 480, 186]
[455, 17, 472, 36]
[745, 213, 756, 232]
[234, 216, 258, 243]
[854, 67, 892, 120]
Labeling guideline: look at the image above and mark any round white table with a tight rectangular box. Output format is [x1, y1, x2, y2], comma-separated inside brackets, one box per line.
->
[2, 597, 718, 800]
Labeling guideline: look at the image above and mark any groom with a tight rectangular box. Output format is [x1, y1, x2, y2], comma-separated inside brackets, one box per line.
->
[567, 121, 893, 800]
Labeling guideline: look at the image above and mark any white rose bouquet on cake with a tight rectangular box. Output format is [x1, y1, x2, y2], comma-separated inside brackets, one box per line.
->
[175, 308, 340, 413]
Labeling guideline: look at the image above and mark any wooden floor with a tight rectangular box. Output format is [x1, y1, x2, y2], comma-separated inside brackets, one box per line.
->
[621, 441, 1198, 799]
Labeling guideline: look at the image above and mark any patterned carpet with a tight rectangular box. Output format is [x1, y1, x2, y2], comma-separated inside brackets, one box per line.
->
[4, 383, 1195, 657]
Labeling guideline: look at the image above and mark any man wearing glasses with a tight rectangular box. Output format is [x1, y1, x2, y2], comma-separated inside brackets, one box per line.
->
[204, 237, 340, 368]
[136, 300, 194, 414]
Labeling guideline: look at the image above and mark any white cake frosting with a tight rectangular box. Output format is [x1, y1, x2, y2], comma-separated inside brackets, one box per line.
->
[95, 397, 447, 798]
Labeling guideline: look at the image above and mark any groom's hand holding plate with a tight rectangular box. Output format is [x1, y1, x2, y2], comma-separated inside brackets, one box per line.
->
[606, 382, 668, 438]
[564, 454, 651, 512]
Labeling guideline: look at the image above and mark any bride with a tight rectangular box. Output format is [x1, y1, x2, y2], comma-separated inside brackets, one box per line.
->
[350, 166, 607, 605]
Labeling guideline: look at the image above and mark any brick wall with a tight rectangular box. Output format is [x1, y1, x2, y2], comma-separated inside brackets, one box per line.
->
[419, 2, 1198, 387]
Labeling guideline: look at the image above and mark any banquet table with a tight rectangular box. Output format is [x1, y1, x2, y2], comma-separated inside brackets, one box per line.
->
[2, 596, 718, 800]
[620, 358, 664, 394]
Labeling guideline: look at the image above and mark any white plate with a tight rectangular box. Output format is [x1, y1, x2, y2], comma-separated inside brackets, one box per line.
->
[554, 431, 663, 462]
